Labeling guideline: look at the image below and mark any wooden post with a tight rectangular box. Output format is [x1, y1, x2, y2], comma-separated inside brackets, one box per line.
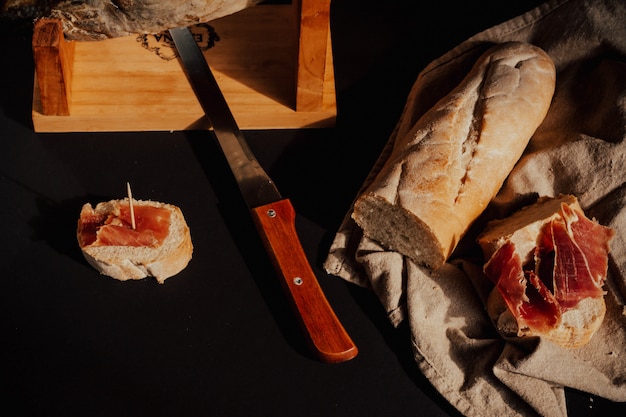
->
[295, 0, 332, 113]
[32, 18, 75, 116]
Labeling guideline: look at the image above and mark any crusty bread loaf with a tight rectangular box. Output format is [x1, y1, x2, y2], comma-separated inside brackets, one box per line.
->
[77, 199, 193, 284]
[352, 42, 556, 269]
[478, 194, 612, 348]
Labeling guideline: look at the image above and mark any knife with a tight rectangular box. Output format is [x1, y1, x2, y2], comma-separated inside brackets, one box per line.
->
[169, 26, 358, 363]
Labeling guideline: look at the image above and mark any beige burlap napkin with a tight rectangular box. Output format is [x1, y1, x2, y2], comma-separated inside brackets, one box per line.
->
[324, 0, 626, 416]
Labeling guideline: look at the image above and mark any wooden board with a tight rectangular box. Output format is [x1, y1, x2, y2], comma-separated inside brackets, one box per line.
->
[32, 4, 336, 132]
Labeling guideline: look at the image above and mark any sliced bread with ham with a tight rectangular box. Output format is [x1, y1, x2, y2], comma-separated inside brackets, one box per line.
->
[77, 198, 193, 284]
[478, 194, 614, 348]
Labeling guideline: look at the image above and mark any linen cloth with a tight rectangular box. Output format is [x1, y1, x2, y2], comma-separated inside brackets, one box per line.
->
[324, 0, 626, 415]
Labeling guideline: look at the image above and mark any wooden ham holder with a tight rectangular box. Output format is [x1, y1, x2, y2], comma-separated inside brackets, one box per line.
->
[31, 0, 336, 132]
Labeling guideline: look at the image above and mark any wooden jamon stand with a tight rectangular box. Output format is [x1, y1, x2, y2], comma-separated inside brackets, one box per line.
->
[31, 0, 335, 132]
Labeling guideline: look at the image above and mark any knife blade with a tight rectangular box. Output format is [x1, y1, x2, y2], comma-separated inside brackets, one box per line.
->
[169, 26, 358, 363]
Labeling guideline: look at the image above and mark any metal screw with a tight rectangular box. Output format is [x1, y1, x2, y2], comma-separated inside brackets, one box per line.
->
[293, 277, 303, 285]
[267, 209, 276, 218]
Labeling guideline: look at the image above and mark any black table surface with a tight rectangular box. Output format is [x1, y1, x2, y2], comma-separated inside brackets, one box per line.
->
[2, 1, 625, 416]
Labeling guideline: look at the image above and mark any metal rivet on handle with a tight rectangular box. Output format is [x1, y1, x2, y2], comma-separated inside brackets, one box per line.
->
[293, 277, 303, 285]
[267, 209, 276, 218]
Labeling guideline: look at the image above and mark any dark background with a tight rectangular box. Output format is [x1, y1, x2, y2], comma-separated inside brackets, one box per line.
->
[2, 1, 625, 416]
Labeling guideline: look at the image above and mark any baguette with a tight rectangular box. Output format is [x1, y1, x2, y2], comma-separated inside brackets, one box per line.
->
[352, 42, 556, 269]
[77, 198, 193, 284]
[478, 194, 614, 348]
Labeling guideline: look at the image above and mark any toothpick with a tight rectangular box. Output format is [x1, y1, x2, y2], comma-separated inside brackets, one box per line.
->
[126, 182, 136, 230]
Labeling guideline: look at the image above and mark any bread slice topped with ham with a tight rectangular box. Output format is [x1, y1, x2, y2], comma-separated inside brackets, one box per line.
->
[77, 199, 193, 284]
[478, 194, 614, 348]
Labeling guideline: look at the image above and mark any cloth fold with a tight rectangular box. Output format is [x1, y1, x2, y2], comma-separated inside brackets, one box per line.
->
[324, 0, 626, 415]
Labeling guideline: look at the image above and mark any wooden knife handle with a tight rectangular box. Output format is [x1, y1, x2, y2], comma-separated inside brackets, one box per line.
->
[250, 199, 358, 363]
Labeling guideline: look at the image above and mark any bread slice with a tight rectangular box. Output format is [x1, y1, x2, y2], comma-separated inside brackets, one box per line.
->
[77, 199, 193, 284]
[478, 194, 612, 348]
[352, 42, 556, 269]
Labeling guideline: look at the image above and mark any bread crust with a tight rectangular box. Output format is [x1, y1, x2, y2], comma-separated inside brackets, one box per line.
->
[352, 42, 556, 268]
[477, 194, 580, 262]
[78, 199, 193, 284]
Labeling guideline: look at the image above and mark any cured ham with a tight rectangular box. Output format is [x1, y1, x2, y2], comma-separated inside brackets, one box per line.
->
[3, 0, 262, 40]
[482, 198, 614, 336]
[484, 241, 561, 334]
[78, 200, 171, 248]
